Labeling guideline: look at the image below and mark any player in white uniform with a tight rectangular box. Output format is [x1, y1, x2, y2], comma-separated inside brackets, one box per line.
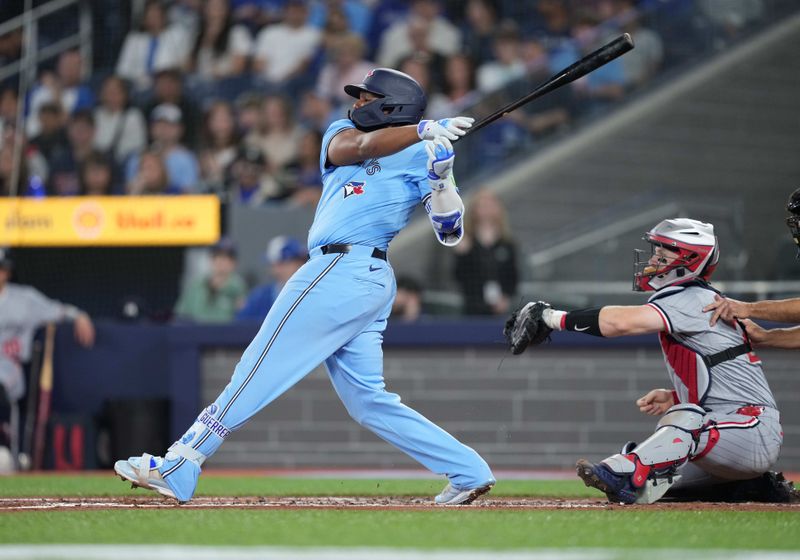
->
[508, 219, 783, 504]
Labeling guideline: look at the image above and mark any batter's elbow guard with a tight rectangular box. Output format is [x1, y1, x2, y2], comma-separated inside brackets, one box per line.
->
[424, 189, 465, 247]
[430, 207, 464, 247]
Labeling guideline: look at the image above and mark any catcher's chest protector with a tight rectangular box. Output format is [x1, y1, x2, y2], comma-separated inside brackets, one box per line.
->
[658, 332, 754, 405]
[650, 281, 758, 406]
[659, 333, 711, 405]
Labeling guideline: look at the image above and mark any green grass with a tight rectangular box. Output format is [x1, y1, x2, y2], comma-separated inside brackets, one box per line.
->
[0, 474, 596, 498]
[1, 475, 799, 550]
[1, 509, 799, 549]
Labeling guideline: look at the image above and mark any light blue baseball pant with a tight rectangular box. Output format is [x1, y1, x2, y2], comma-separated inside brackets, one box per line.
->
[175, 245, 494, 490]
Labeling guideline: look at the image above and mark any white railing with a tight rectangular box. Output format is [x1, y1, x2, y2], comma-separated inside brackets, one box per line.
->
[528, 203, 681, 268]
[0, 0, 92, 84]
[3, 0, 92, 196]
[424, 281, 800, 311]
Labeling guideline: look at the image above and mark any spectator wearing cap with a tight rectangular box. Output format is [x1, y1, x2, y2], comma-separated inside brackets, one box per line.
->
[125, 103, 200, 193]
[236, 236, 307, 322]
[0, 247, 94, 470]
[144, 68, 201, 150]
[116, 0, 192, 91]
[226, 146, 282, 205]
[174, 238, 247, 323]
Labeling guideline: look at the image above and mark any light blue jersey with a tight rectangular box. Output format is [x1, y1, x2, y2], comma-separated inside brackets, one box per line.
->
[149, 117, 494, 503]
[308, 119, 431, 251]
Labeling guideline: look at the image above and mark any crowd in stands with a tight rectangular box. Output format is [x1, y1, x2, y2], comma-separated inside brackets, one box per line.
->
[0, 0, 770, 318]
[0, 0, 736, 202]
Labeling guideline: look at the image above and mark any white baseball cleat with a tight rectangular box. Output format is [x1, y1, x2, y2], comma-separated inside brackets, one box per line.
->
[434, 482, 494, 505]
[114, 452, 200, 504]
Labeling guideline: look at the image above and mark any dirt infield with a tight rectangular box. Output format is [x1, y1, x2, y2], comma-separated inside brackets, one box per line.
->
[2, 496, 799, 512]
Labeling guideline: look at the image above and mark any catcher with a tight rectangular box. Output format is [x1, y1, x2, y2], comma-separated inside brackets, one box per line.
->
[505, 218, 791, 504]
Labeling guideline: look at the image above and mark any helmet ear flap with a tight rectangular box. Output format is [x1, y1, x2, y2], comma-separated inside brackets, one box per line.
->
[699, 240, 719, 280]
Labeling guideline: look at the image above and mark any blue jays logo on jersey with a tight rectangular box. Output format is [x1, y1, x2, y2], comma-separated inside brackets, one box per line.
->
[343, 181, 366, 199]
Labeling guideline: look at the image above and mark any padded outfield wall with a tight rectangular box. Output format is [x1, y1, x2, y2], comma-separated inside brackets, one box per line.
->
[201, 344, 800, 471]
[49, 321, 799, 471]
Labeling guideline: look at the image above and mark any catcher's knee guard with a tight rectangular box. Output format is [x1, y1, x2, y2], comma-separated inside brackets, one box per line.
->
[601, 404, 707, 503]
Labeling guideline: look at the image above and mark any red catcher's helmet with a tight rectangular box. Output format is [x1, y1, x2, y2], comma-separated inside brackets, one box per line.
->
[633, 218, 719, 292]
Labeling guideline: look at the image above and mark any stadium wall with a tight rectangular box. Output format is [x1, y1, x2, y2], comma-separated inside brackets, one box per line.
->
[50, 322, 800, 471]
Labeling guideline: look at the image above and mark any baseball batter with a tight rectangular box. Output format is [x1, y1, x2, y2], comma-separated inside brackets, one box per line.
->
[115, 68, 495, 505]
[505, 219, 782, 504]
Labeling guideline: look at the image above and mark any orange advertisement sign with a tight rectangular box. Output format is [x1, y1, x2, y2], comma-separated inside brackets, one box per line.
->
[0, 196, 220, 246]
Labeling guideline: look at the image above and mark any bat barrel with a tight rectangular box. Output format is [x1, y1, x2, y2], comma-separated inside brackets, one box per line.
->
[458, 33, 634, 140]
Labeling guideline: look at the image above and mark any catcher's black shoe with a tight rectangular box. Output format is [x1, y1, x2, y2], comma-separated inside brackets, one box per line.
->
[665, 471, 800, 503]
[576, 459, 637, 504]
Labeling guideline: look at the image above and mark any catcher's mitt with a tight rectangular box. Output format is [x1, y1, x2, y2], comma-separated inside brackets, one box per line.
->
[504, 301, 553, 355]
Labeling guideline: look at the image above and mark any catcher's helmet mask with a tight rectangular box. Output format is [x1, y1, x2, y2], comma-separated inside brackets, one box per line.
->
[345, 68, 427, 132]
[633, 218, 718, 292]
[786, 187, 800, 256]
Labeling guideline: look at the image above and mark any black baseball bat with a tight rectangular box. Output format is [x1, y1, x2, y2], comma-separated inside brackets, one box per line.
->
[458, 33, 634, 139]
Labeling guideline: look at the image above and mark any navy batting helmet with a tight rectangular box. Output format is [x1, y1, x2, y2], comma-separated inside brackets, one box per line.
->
[344, 68, 427, 132]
